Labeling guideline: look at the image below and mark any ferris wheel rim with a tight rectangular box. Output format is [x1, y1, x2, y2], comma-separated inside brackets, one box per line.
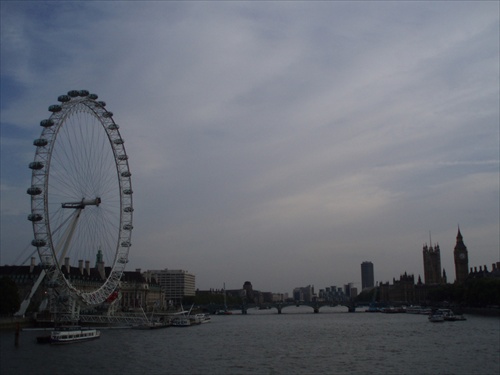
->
[28, 90, 133, 306]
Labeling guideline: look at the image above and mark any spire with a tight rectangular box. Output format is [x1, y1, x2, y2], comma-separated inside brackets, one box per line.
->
[456, 225, 463, 243]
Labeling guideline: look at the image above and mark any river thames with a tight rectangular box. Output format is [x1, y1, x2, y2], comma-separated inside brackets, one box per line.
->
[1, 306, 499, 375]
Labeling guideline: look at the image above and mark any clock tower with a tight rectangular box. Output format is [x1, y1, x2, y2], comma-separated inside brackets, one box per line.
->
[453, 227, 469, 284]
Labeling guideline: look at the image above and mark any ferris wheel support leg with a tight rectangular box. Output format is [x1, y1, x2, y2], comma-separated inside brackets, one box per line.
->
[69, 297, 80, 322]
[14, 269, 47, 317]
[54, 208, 83, 267]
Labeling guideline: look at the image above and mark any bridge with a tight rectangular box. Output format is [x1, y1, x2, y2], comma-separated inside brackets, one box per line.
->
[206, 300, 357, 314]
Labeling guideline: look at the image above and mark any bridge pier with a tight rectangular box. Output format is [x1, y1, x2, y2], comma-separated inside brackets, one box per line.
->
[277, 305, 282, 314]
[313, 307, 319, 313]
[242, 305, 247, 314]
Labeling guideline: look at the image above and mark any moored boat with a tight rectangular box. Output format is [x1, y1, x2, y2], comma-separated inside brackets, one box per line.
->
[37, 326, 101, 344]
[195, 313, 211, 323]
[428, 309, 466, 322]
[428, 314, 445, 322]
[171, 317, 191, 327]
[132, 320, 170, 329]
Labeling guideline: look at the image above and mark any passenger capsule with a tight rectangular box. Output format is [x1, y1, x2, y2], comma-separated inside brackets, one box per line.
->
[121, 171, 131, 177]
[27, 186, 42, 195]
[88, 93, 98, 100]
[57, 95, 71, 102]
[121, 241, 131, 247]
[79, 90, 89, 97]
[103, 111, 113, 118]
[123, 207, 134, 213]
[68, 90, 80, 97]
[28, 213, 43, 222]
[48, 104, 62, 112]
[113, 138, 124, 145]
[29, 161, 44, 170]
[98, 101, 106, 107]
[108, 124, 119, 130]
[123, 224, 133, 230]
[33, 138, 48, 147]
[40, 119, 54, 127]
[123, 189, 133, 195]
[117, 155, 128, 161]
[31, 239, 46, 247]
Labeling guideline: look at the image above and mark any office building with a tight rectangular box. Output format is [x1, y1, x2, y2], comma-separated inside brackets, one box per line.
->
[361, 261, 374, 290]
[149, 269, 195, 306]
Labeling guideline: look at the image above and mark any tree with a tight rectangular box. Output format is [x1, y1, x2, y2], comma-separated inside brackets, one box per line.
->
[0, 277, 20, 315]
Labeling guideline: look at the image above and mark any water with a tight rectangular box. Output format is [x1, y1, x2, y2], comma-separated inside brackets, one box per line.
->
[1, 306, 499, 375]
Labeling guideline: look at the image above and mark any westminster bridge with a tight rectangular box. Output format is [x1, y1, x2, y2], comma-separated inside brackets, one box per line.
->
[207, 300, 357, 314]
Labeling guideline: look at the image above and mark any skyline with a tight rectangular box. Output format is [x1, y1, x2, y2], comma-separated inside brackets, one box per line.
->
[1, 2, 499, 294]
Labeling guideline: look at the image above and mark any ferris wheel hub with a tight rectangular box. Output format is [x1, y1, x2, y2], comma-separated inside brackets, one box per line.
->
[61, 197, 102, 209]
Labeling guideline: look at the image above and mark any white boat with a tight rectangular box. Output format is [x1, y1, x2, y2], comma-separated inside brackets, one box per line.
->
[132, 320, 170, 329]
[428, 314, 445, 322]
[38, 326, 101, 344]
[193, 313, 211, 324]
[171, 317, 191, 327]
[406, 306, 432, 315]
[428, 309, 466, 322]
[439, 309, 467, 321]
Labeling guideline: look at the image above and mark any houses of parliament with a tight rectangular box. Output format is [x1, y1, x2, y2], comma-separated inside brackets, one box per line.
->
[423, 227, 480, 286]
[378, 227, 499, 303]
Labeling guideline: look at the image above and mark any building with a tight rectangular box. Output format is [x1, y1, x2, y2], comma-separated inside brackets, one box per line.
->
[453, 227, 469, 284]
[293, 285, 315, 302]
[361, 261, 374, 290]
[243, 281, 254, 302]
[0, 258, 163, 315]
[379, 272, 415, 303]
[149, 269, 195, 306]
[423, 243, 443, 284]
[318, 286, 348, 303]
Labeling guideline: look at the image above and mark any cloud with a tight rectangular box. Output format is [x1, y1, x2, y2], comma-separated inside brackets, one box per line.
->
[1, 1, 498, 292]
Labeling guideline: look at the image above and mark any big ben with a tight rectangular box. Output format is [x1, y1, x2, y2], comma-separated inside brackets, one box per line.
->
[453, 227, 469, 283]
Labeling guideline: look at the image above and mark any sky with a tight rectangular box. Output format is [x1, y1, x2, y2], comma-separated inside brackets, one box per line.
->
[1, 1, 499, 295]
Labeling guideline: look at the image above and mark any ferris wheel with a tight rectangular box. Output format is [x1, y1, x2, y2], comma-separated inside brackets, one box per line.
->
[27, 90, 133, 312]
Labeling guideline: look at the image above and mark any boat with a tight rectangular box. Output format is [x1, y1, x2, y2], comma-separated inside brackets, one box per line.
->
[171, 317, 191, 327]
[428, 309, 466, 322]
[37, 326, 101, 344]
[216, 282, 233, 315]
[193, 313, 211, 324]
[406, 306, 430, 314]
[131, 306, 171, 329]
[428, 314, 445, 323]
[216, 309, 233, 315]
[132, 320, 170, 329]
[380, 307, 406, 313]
[439, 309, 467, 321]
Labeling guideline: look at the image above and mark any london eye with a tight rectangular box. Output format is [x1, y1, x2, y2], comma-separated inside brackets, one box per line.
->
[27, 90, 133, 317]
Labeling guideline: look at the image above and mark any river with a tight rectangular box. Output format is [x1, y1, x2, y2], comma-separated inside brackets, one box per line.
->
[1, 306, 499, 375]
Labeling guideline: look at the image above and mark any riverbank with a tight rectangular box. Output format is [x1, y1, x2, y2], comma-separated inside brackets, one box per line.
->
[0, 317, 34, 330]
[461, 307, 500, 317]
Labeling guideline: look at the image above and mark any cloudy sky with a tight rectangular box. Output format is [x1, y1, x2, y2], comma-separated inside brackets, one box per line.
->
[1, 1, 498, 295]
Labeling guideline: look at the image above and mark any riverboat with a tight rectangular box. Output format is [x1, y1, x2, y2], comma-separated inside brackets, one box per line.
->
[428, 309, 466, 323]
[37, 326, 101, 344]
[440, 309, 467, 321]
[215, 309, 233, 315]
[132, 320, 170, 330]
[193, 313, 211, 324]
[171, 317, 191, 327]
[428, 314, 445, 323]
[405, 306, 432, 314]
